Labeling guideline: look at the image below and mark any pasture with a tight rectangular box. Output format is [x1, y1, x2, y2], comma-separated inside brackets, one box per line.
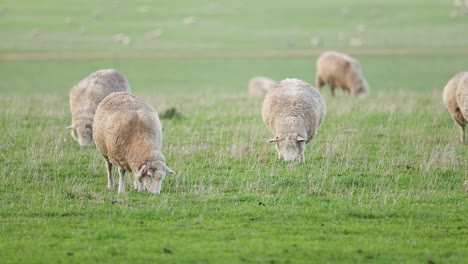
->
[1, 0, 467, 263]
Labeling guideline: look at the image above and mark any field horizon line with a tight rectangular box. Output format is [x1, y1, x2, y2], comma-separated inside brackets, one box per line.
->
[2, 48, 468, 61]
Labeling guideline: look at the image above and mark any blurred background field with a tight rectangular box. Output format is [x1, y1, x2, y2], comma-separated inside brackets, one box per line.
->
[1, 0, 468, 263]
[1, 0, 468, 54]
[1, 0, 468, 95]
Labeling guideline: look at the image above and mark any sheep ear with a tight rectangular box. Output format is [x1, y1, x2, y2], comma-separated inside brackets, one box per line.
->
[297, 136, 307, 142]
[66, 125, 73, 129]
[137, 165, 147, 178]
[268, 136, 279, 143]
[165, 166, 175, 174]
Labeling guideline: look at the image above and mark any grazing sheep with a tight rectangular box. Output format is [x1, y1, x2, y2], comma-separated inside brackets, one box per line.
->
[93, 92, 175, 194]
[92, 10, 102, 20]
[183, 16, 198, 26]
[442, 71, 468, 144]
[316, 50, 369, 97]
[262, 78, 326, 163]
[68, 69, 131, 146]
[137, 5, 150, 13]
[64, 16, 73, 25]
[31, 28, 40, 38]
[145, 29, 162, 40]
[79, 26, 87, 35]
[348, 37, 365, 47]
[248, 76, 277, 97]
[114, 33, 131, 46]
[356, 24, 367, 34]
[337, 32, 346, 41]
[310, 36, 322, 47]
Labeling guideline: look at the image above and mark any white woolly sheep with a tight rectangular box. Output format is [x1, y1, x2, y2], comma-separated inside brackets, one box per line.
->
[443, 71, 468, 144]
[262, 78, 326, 163]
[316, 50, 369, 97]
[68, 69, 131, 146]
[93, 92, 175, 194]
[248, 76, 277, 97]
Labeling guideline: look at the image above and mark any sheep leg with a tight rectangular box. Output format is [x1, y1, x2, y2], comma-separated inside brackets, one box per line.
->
[316, 76, 325, 93]
[134, 178, 144, 191]
[275, 144, 282, 160]
[460, 124, 466, 144]
[104, 158, 113, 190]
[118, 167, 126, 194]
[330, 85, 336, 97]
[453, 111, 466, 144]
[345, 88, 351, 96]
[133, 179, 139, 191]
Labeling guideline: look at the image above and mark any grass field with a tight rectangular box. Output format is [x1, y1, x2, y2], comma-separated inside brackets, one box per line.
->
[1, 0, 468, 263]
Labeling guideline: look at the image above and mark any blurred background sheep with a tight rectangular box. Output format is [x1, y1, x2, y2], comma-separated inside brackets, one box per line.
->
[68, 69, 131, 146]
[248, 76, 277, 97]
[316, 50, 369, 98]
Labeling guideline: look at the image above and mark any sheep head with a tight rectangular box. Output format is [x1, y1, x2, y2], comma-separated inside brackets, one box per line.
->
[137, 162, 175, 194]
[68, 119, 94, 146]
[269, 133, 306, 163]
[355, 79, 369, 98]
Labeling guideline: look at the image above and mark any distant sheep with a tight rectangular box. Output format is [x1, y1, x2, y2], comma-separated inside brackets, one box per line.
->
[262, 78, 326, 163]
[310, 36, 322, 47]
[443, 71, 468, 144]
[93, 92, 175, 194]
[316, 50, 369, 97]
[114, 33, 131, 46]
[68, 69, 131, 146]
[248, 76, 277, 97]
[183, 16, 198, 26]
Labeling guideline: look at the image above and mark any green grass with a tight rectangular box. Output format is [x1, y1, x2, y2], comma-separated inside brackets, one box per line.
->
[1, 0, 468, 263]
[1, 0, 467, 53]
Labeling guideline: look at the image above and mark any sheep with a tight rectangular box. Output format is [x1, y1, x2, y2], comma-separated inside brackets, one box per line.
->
[442, 71, 468, 144]
[183, 16, 198, 26]
[79, 26, 87, 35]
[248, 76, 277, 97]
[145, 29, 162, 40]
[114, 33, 131, 46]
[93, 92, 175, 194]
[316, 50, 369, 97]
[31, 28, 40, 38]
[356, 24, 367, 34]
[262, 78, 326, 163]
[348, 38, 365, 47]
[310, 36, 322, 47]
[68, 69, 131, 146]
